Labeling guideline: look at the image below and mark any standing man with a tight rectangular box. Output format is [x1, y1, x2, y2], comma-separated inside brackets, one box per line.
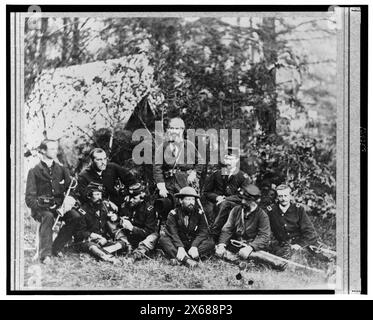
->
[76, 148, 136, 208]
[203, 147, 250, 224]
[266, 184, 318, 259]
[158, 187, 215, 268]
[153, 117, 203, 220]
[25, 139, 81, 264]
[215, 184, 271, 262]
[117, 183, 159, 260]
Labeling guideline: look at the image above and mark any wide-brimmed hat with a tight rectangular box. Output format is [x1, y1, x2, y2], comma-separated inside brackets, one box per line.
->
[175, 186, 200, 198]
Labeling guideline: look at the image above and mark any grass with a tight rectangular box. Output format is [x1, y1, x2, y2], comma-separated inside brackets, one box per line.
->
[23, 215, 336, 291]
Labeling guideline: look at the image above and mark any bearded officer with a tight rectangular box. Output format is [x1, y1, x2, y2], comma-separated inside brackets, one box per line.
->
[153, 117, 204, 221]
[158, 187, 215, 268]
[215, 184, 271, 262]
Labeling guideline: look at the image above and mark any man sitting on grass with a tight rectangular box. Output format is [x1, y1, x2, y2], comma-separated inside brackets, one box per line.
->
[117, 183, 159, 261]
[266, 184, 318, 260]
[75, 182, 131, 264]
[158, 187, 215, 268]
[215, 184, 271, 264]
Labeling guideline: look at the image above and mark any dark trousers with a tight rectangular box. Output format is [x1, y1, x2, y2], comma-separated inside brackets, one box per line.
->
[210, 200, 238, 240]
[52, 208, 82, 255]
[158, 234, 215, 259]
[32, 208, 81, 259]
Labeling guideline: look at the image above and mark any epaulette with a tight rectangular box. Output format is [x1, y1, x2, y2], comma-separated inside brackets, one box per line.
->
[170, 209, 176, 215]
[266, 205, 272, 211]
[147, 205, 154, 212]
[77, 207, 87, 216]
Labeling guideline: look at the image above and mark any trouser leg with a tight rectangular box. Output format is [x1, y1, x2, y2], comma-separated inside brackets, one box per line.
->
[158, 234, 178, 259]
[52, 208, 81, 255]
[34, 209, 55, 260]
[196, 237, 215, 258]
[210, 201, 235, 240]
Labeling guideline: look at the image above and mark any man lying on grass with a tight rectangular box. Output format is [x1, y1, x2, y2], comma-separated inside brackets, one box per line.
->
[158, 187, 215, 268]
[74, 182, 131, 264]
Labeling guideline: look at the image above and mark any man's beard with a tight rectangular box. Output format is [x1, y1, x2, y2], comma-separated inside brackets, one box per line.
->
[181, 204, 195, 215]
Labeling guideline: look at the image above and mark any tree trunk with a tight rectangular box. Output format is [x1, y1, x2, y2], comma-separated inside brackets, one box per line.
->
[260, 17, 277, 135]
[71, 17, 80, 63]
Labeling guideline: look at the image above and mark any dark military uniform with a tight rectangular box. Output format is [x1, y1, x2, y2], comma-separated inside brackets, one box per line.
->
[209, 195, 242, 240]
[219, 205, 271, 252]
[75, 201, 127, 259]
[76, 162, 136, 207]
[158, 207, 215, 259]
[153, 140, 204, 194]
[119, 201, 158, 251]
[25, 160, 81, 260]
[266, 203, 318, 258]
[203, 169, 249, 224]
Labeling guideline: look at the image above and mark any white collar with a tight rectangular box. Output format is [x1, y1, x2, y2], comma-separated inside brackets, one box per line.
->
[41, 158, 54, 168]
[279, 203, 291, 213]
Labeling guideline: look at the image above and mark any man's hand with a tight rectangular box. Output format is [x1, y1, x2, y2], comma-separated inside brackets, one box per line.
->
[215, 244, 226, 258]
[157, 183, 169, 198]
[121, 218, 134, 231]
[176, 247, 187, 261]
[97, 237, 108, 246]
[238, 245, 253, 259]
[187, 170, 197, 184]
[216, 196, 226, 205]
[188, 247, 199, 259]
[104, 200, 118, 212]
[89, 232, 101, 240]
[291, 244, 302, 251]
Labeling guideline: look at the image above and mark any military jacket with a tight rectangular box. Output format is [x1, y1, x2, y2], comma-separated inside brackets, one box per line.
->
[164, 207, 209, 248]
[219, 205, 271, 251]
[266, 203, 318, 247]
[25, 161, 71, 212]
[119, 201, 158, 240]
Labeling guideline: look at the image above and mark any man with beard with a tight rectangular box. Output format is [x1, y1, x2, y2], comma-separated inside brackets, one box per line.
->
[76, 148, 136, 208]
[215, 184, 271, 263]
[25, 139, 81, 264]
[75, 182, 130, 264]
[203, 147, 250, 224]
[266, 184, 318, 259]
[158, 187, 215, 268]
[153, 117, 203, 221]
[117, 183, 159, 260]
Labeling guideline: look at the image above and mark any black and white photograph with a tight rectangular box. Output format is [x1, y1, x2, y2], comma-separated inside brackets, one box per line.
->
[7, 5, 366, 294]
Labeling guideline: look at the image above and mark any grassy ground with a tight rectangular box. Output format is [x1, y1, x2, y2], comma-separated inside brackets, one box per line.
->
[23, 215, 335, 291]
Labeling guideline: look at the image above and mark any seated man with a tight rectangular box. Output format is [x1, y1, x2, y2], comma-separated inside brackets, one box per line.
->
[266, 184, 318, 259]
[209, 178, 253, 241]
[25, 139, 81, 263]
[203, 147, 249, 224]
[117, 183, 159, 261]
[75, 182, 130, 264]
[158, 187, 215, 268]
[215, 184, 271, 263]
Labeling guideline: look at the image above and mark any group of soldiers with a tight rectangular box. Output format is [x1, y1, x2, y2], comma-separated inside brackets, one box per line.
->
[25, 117, 326, 271]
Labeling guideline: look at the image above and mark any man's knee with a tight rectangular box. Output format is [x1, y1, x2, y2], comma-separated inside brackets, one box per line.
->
[139, 233, 159, 251]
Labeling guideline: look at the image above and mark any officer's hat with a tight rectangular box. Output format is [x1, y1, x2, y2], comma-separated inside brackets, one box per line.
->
[175, 186, 200, 198]
[128, 183, 145, 196]
[224, 147, 240, 158]
[239, 184, 261, 199]
[86, 182, 105, 194]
